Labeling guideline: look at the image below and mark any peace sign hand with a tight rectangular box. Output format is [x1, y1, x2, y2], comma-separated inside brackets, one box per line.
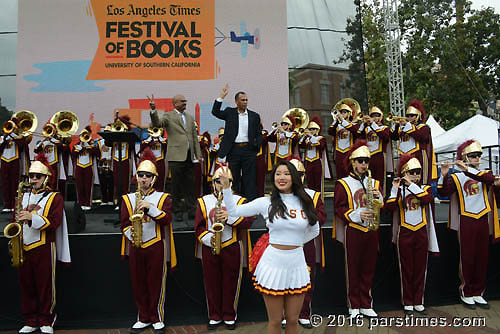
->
[147, 94, 156, 110]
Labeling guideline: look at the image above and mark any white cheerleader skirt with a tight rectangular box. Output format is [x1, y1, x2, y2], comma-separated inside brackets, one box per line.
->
[252, 245, 311, 296]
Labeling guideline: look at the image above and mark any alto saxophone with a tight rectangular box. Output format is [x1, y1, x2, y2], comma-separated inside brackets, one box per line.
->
[129, 186, 144, 248]
[4, 182, 29, 267]
[211, 191, 225, 255]
[366, 170, 383, 231]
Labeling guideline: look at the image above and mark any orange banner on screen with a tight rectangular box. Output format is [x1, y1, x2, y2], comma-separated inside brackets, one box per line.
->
[87, 0, 215, 80]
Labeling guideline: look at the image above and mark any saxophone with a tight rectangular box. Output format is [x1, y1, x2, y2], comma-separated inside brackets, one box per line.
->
[211, 191, 225, 255]
[366, 170, 383, 231]
[4, 182, 28, 267]
[129, 186, 144, 248]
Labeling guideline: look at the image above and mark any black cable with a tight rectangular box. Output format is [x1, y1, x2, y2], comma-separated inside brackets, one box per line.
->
[0, 74, 16, 77]
[288, 26, 347, 33]
[0, 31, 17, 34]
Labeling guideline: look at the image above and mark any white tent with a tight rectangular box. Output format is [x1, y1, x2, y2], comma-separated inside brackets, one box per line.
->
[433, 114, 500, 173]
[426, 114, 445, 138]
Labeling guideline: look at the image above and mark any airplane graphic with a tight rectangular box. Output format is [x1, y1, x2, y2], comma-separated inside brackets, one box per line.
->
[214, 21, 261, 58]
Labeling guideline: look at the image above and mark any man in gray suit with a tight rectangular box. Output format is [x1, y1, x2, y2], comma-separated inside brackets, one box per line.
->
[149, 94, 202, 221]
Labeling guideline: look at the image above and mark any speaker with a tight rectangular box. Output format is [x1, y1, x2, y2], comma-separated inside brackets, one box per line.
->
[64, 201, 86, 233]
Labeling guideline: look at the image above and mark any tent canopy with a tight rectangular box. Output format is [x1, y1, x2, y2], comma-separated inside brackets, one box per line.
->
[426, 114, 445, 138]
[433, 114, 499, 153]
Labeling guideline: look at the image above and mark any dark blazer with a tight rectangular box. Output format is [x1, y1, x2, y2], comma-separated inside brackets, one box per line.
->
[211, 100, 262, 158]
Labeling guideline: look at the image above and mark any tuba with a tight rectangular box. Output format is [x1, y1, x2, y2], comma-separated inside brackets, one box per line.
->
[4, 182, 30, 267]
[211, 191, 225, 255]
[129, 187, 144, 248]
[50, 110, 79, 138]
[332, 98, 361, 123]
[282, 108, 309, 134]
[366, 170, 383, 231]
[2, 111, 38, 136]
[148, 127, 163, 138]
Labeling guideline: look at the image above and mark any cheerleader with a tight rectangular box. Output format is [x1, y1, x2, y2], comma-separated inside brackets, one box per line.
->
[219, 160, 319, 334]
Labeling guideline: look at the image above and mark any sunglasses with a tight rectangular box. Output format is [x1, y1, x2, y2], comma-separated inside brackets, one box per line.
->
[407, 169, 421, 176]
[355, 158, 370, 164]
[468, 153, 482, 159]
[29, 173, 44, 180]
[213, 178, 222, 184]
[137, 172, 154, 178]
[280, 122, 289, 126]
[369, 113, 380, 117]
[340, 110, 349, 114]
[407, 114, 418, 117]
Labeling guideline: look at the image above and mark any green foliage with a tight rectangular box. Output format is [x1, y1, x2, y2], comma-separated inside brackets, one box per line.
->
[337, 0, 500, 129]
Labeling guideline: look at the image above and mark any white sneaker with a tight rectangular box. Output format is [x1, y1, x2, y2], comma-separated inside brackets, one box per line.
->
[108, 202, 115, 205]
[473, 296, 487, 304]
[349, 308, 360, 319]
[414, 305, 425, 312]
[209, 320, 221, 325]
[114, 206, 120, 211]
[19, 326, 38, 334]
[360, 308, 378, 317]
[461, 295, 475, 305]
[153, 322, 165, 329]
[2, 208, 11, 213]
[281, 319, 286, 328]
[40, 326, 54, 334]
[404, 305, 414, 311]
[132, 321, 151, 329]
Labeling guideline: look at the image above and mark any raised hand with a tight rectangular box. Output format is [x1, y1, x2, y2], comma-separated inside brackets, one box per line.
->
[147, 94, 156, 110]
[219, 167, 231, 189]
[220, 84, 229, 99]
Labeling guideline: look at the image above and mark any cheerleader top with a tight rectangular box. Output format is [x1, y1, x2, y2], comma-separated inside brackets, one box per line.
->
[223, 188, 319, 247]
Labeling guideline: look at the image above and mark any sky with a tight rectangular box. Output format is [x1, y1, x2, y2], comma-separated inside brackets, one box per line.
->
[0, 0, 499, 111]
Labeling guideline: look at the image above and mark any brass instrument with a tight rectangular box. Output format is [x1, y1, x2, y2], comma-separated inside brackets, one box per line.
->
[111, 119, 127, 132]
[129, 187, 144, 248]
[366, 170, 382, 231]
[4, 182, 30, 267]
[386, 114, 409, 123]
[148, 127, 163, 138]
[2, 111, 38, 137]
[332, 98, 361, 122]
[42, 123, 57, 138]
[50, 110, 79, 138]
[282, 108, 310, 134]
[79, 128, 92, 143]
[2, 120, 17, 134]
[211, 191, 225, 255]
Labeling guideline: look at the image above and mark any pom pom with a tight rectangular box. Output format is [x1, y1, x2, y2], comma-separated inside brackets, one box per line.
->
[249, 233, 269, 273]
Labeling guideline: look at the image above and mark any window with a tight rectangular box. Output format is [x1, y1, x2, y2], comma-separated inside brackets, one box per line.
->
[320, 84, 329, 105]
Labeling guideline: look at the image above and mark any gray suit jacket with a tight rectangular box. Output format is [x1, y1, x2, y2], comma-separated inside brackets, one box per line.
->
[150, 110, 201, 162]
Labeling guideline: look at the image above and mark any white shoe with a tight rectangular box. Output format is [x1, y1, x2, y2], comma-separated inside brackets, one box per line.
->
[298, 318, 311, 325]
[114, 206, 120, 211]
[473, 296, 487, 304]
[132, 321, 151, 329]
[461, 295, 475, 305]
[19, 326, 38, 334]
[2, 208, 11, 213]
[404, 305, 414, 311]
[281, 319, 286, 328]
[414, 305, 425, 312]
[360, 308, 378, 317]
[349, 308, 360, 319]
[40, 325, 54, 334]
[209, 320, 221, 325]
[153, 322, 165, 329]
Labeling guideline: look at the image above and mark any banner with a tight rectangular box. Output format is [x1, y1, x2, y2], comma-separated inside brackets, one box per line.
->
[16, 0, 288, 138]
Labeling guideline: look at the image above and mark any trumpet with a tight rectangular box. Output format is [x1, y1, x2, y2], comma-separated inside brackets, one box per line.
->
[79, 129, 92, 143]
[386, 114, 410, 123]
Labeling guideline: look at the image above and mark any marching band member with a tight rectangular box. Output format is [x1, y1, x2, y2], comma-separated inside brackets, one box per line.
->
[299, 117, 332, 193]
[34, 124, 65, 193]
[97, 127, 114, 206]
[256, 126, 271, 197]
[140, 127, 167, 192]
[385, 154, 439, 315]
[333, 140, 383, 319]
[209, 127, 225, 175]
[268, 115, 298, 164]
[72, 126, 99, 210]
[288, 156, 326, 329]
[328, 102, 360, 180]
[59, 135, 73, 199]
[15, 153, 71, 334]
[110, 116, 136, 209]
[437, 140, 500, 309]
[194, 165, 254, 330]
[219, 160, 319, 334]
[357, 107, 393, 192]
[120, 148, 176, 334]
[0, 119, 30, 212]
[392, 99, 437, 184]
[197, 130, 211, 196]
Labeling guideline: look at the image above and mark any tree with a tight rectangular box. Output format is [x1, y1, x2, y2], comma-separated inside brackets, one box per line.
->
[0, 98, 13, 133]
[337, 0, 500, 129]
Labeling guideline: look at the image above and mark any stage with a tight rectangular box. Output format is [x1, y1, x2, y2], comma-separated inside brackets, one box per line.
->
[1, 201, 500, 330]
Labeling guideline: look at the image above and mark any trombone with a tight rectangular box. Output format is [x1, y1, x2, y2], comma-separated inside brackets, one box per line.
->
[2, 110, 38, 137]
[386, 114, 410, 124]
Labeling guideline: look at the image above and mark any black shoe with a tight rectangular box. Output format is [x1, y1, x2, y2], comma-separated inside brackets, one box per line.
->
[224, 321, 236, 330]
[476, 302, 490, 309]
[404, 309, 414, 316]
[175, 213, 183, 222]
[207, 321, 221, 330]
[298, 320, 313, 329]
